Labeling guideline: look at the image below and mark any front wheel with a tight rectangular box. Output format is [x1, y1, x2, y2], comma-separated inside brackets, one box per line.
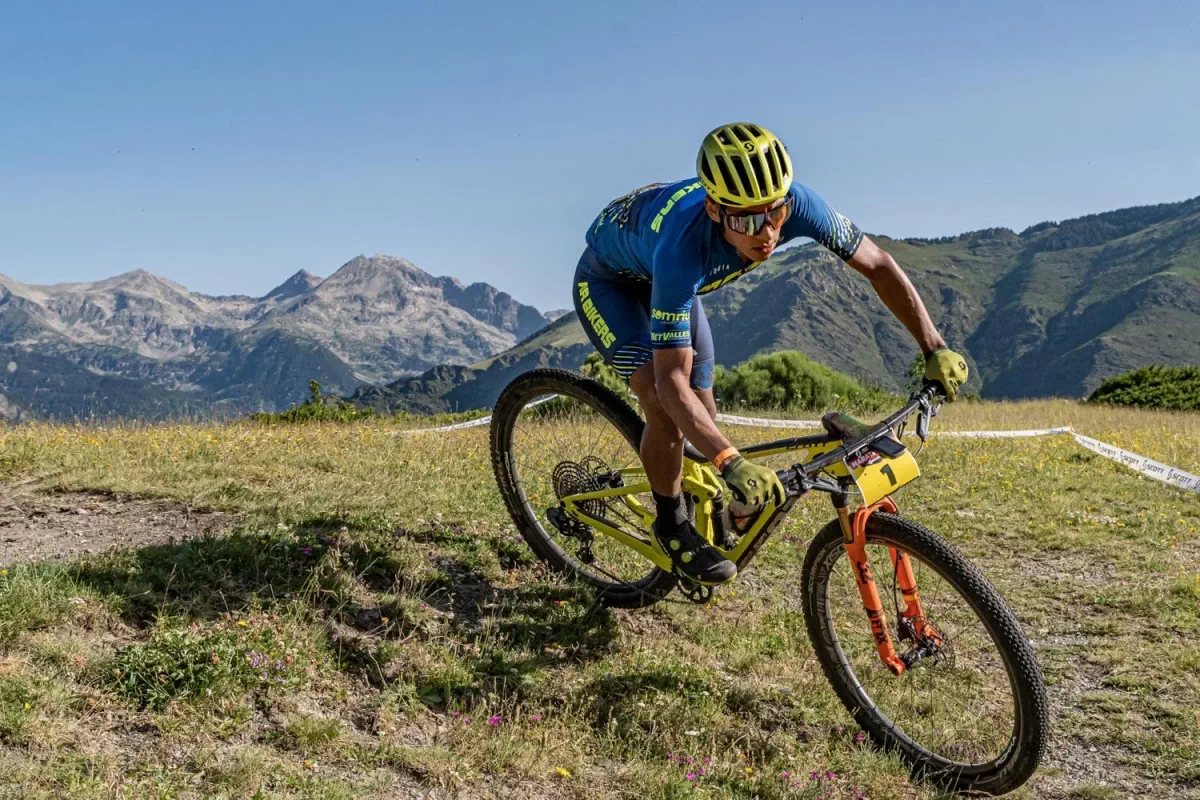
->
[801, 513, 1048, 795]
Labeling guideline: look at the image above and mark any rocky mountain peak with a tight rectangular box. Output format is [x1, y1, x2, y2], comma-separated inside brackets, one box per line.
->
[265, 270, 322, 300]
[321, 255, 435, 288]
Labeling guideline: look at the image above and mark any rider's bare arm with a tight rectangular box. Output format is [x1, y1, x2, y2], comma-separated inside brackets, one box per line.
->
[847, 236, 945, 355]
[651, 347, 733, 461]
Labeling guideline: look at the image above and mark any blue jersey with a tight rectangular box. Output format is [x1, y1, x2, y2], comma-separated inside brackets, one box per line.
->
[584, 179, 863, 348]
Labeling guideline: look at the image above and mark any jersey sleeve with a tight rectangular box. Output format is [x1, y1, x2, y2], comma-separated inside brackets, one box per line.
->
[648, 243, 703, 350]
[784, 184, 864, 261]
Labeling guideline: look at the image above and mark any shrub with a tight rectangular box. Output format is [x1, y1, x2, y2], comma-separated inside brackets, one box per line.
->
[108, 617, 316, 709]
[580, 352, 633, 403]
[252, 380, 376, 424]
[1088, 365, 1200, 411]
[713, 351, 896, 413]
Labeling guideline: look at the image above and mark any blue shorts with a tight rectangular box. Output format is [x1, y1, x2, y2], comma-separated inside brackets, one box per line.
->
[572, 247, 715, 391]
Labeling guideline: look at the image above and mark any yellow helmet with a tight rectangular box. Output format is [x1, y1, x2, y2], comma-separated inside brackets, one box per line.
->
[696, 122, 793, 208]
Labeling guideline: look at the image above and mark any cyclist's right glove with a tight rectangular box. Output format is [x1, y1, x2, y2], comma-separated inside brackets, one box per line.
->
[720, 455, 784, 508]
[925, 347, 969, 401]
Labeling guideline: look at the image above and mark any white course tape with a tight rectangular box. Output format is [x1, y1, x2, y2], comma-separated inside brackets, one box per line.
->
[933, 426, 1073, 439]
[392, 402, 1199, 494]
[393, 396, 557, 435]
[1072, 433, 1200, 493]
[396, 415, 492, 434]
[714, 413, 821, 428]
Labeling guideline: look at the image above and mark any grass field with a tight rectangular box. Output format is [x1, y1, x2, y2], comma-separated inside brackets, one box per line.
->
[0, 398, 1195, 799]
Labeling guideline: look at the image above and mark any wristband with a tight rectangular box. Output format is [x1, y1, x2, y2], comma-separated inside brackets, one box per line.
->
[713, 447, 739, 472]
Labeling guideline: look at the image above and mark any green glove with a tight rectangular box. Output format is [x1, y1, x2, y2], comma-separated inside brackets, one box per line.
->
[925, 348, 969, 401]
[720, 456, 784, 508]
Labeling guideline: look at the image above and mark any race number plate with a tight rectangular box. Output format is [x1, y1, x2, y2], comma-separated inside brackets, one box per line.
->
[844, 445, 920, 505]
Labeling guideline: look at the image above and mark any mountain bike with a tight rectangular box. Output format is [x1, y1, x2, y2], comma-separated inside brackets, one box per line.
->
[489, 368, 1048, 795]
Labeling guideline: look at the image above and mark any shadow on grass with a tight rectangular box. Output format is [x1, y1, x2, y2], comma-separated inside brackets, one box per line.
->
[66, 518, 618, 706]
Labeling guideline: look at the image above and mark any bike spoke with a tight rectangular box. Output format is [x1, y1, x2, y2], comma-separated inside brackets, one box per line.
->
[507, 395, 659, 584]
[824, 540, 1016, 767]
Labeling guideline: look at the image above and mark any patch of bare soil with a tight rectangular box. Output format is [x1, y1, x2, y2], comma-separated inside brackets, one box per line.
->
[0, 486, 236, 566]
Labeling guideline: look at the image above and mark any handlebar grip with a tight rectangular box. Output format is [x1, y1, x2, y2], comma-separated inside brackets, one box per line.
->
[919, 379, 946, 401]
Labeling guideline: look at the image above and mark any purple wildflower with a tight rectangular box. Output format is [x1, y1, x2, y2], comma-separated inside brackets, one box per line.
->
[488, 715, 501, 726]
[780, 770, 791, 778]
[529, 715, 542, 722]
[450, 711, 461, 718]
[686, 772, 696, 782]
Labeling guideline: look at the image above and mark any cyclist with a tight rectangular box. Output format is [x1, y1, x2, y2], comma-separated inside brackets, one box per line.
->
[573, 123, 968, 586]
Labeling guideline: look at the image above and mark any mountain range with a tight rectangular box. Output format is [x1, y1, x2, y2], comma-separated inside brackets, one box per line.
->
[350, 194, 1200, 413]
[0, 256, 556, 420]
[3, 196, 1196, 421]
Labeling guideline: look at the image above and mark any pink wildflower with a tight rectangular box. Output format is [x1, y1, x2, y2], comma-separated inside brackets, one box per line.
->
[488, 715, 502, 726]
[686, 772, 696, 781]
[855, 732, 866, 742]
[529, 715, 542, 722]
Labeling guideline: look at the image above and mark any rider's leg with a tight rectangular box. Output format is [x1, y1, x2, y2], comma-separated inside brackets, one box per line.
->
[693, 387, 717, 419]
[629, 361, 683, 496]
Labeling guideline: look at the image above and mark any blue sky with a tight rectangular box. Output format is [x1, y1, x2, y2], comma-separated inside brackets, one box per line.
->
[2, 1, 1197, 311]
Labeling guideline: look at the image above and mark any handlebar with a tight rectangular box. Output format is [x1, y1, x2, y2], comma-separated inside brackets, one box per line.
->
[791, 381, 944, 481]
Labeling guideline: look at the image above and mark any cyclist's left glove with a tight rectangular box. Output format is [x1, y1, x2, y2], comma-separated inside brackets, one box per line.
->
[720, 455, 784, 508]
[924, 347, 969, 401]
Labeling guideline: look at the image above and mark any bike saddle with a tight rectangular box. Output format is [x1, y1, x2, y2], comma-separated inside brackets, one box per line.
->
[823, 411, 907, 457]
[821, 411, 872, 441]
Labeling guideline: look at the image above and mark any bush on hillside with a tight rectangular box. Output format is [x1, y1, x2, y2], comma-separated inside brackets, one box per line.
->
[252, 380, 376, 424]
[580, 352, 633, 403]
[713, 351, 897, 413]
[1087, 365, 1200, 411]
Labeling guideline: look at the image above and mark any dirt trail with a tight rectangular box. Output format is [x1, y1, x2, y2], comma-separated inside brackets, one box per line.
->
[0, 485, 235, 566]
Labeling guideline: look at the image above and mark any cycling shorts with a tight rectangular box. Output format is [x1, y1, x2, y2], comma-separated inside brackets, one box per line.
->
[572, 246, 715, 391]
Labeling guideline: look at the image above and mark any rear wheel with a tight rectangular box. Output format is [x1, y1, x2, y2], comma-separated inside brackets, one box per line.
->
[490, 368, 676, 608]
[801, 513, 1048, 795]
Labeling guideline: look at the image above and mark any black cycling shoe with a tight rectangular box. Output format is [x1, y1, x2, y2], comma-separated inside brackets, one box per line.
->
[653, 519, 737, 585]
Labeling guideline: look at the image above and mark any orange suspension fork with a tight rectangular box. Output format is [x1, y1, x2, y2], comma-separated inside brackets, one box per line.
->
[888, 546, 942, 646]
[837, 497, 907, 675]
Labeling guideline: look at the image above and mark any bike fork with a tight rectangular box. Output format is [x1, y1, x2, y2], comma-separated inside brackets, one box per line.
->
[834, 494, 937, 676]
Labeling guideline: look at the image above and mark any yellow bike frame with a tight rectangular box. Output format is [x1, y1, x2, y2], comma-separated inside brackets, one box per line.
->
[555, 429, 939, 675]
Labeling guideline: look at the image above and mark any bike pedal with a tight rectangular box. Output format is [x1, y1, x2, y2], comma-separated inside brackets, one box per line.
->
[677, 578, 715, 605]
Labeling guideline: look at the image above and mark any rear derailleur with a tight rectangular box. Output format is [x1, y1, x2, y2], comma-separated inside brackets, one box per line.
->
[546, 505, 596, 564]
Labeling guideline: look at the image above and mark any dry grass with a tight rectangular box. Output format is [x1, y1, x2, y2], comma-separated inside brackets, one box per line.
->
[0, 398, 1194, 798]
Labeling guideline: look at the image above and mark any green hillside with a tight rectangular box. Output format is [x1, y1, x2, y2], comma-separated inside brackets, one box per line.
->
[358, 195, 1200, 412]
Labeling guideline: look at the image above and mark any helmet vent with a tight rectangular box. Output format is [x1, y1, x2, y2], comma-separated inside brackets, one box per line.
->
[764, 146, 781, 188]
[714, 156, 737, 196]
[730, 156, 753, 199]
[700, 158, 715, 185]
[731, 124, 753, 143]
[746, 124, 763, 137]
[773, 142, 790, 179]
[749, 152, 769, 196]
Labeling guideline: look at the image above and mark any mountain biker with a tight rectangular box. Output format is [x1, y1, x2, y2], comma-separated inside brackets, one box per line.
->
[572, 122, 968, 586]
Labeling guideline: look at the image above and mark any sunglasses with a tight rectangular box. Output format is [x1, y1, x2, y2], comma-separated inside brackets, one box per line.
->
[719, 195, 793, 236]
